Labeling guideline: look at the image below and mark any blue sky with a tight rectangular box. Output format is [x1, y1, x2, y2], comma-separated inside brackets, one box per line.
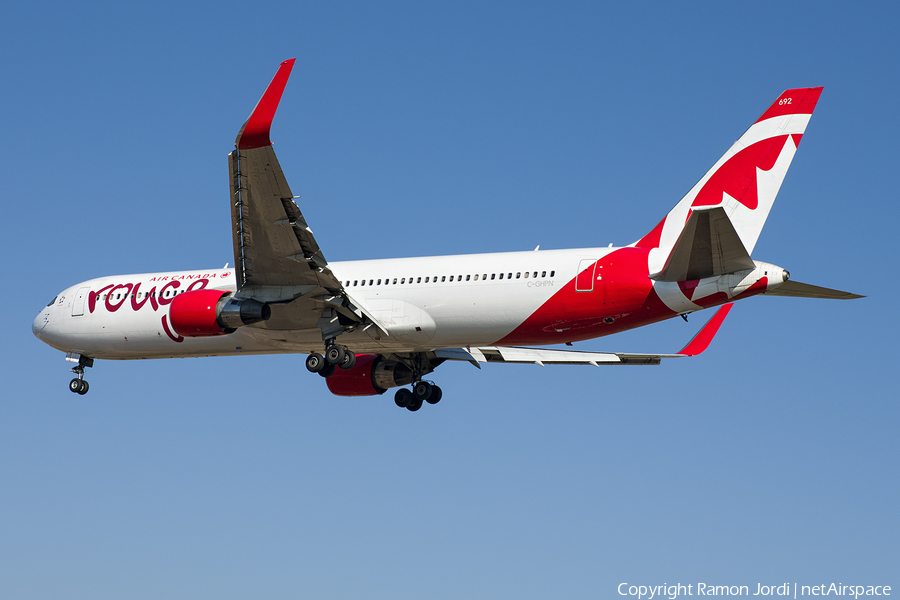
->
[3, 2, 897, 598]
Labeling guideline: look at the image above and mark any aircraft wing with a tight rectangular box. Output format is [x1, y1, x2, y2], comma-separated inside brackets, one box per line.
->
[435, 304, 733, 367]
[228, 59, 378, 338]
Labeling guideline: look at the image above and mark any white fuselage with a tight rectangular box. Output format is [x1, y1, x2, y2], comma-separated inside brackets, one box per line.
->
[33, 247, 617, 360]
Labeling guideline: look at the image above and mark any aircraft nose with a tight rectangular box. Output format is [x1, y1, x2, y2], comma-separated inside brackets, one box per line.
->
[32, 309, 48, 340]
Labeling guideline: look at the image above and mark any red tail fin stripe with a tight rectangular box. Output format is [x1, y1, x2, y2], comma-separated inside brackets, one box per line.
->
[754, 87, 823, 124]
[691, 135, 789, 211]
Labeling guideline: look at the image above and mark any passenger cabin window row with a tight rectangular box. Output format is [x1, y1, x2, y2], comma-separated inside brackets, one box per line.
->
[343, 270, 555, 288]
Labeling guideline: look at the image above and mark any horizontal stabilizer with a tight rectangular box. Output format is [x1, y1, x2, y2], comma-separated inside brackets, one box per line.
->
[651, 207, 755, 282]
[765, 281, 864, 300]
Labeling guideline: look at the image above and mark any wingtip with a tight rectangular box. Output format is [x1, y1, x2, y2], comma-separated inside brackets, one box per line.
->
[678, 303, 733, 356]
[235, 59, 297, 150]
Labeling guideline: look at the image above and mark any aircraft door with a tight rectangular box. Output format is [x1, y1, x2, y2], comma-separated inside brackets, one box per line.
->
[575, 259, 596, 292]
[71, 287, 90, 316]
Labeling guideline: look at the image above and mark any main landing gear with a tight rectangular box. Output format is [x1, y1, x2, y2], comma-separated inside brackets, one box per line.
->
[67, 354, 93, 395]
[305, 342, 356, 378]
[394, 381, 442, 412]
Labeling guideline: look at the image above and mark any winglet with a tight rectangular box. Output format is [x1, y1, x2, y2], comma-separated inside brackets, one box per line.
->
[678, 303, 733, 356]
[235, 58, 296, 150]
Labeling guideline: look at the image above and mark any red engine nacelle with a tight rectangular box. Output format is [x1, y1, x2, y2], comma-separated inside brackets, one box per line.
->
[326, 354, 416, 396]
[169, 290, 270, 337]
[326, 354, 383, 396]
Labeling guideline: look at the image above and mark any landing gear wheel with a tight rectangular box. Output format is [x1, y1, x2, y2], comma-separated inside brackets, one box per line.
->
[325, 345, 346, 366]
[425, 385, 442, 405]
[413, 381, 432, 402]
[77, 380, 89, 395]
[394, 388, 412, 408]
[318, 364, 336, 378]
[306, 353, 325, 373]
[69, 378, 84, 394]
[339, 350, 356, 370]
[407, 397, 423, 412]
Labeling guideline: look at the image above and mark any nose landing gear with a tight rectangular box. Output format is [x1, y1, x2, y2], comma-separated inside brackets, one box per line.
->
[69, 378, 89, 395]
[66, 353, 93, 395]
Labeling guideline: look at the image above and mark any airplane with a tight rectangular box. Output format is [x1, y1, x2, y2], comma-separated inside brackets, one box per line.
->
[32, 59, 862, 411]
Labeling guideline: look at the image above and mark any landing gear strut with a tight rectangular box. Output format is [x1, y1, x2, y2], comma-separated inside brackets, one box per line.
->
[389, 353, 443, 412]
[67, 354, 93, 395]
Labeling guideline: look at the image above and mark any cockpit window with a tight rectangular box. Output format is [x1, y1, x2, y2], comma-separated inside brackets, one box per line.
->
[47, 296, 58, 307]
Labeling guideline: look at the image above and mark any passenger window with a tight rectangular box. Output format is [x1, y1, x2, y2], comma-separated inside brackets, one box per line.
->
[524, 272, 529, 278]
[417, 277, 421, 283]
[401, 278, 405, 284]
[392, 278, 397, 284]
[449, 276, 454, 282]
[425, 277, 429, 283]
[533, 271, 538, 278]
[483, 274, 487, 280]
[442, 276, 447, 282]
[499, 273, 504, 280]
[541, 271, 546, 277]
[466, 275, 471, 281]
[474, 274, 479, 281]
[550, 270, 555, 277]
[491, 274, 495, 280]
[369, 280, 373, 286]
[361, 280, 365, 286]
[508, 273, 513, 279]
[516, 273, 521, 279]
[377, 279, 381, 285]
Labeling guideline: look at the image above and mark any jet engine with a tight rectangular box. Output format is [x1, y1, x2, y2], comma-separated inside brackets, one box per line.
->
[326, 354, 416, 396]
[169, 289, 270, 337]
